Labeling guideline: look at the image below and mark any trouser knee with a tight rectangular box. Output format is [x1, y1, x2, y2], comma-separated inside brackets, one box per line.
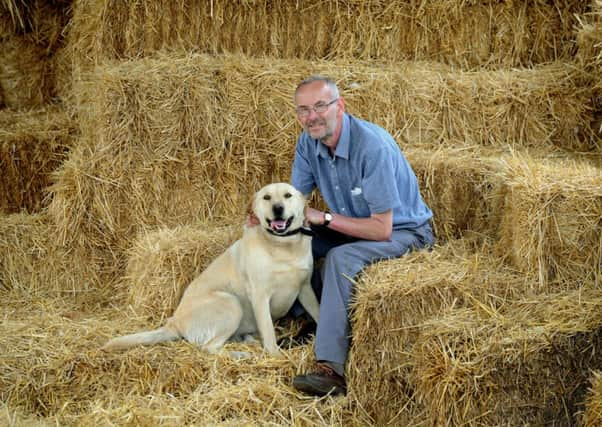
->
[323, 245, 364, 279]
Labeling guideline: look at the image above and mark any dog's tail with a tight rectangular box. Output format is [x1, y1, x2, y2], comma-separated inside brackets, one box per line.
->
[101, 326, 180, 351]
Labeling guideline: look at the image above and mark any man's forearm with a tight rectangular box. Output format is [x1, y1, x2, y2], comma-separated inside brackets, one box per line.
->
[305, 207, 392, 241]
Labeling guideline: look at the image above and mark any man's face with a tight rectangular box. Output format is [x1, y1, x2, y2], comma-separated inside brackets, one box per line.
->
[294, 81, 342, 143]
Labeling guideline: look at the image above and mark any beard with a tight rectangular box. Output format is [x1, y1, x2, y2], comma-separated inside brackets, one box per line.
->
[305, 118, 334, 142]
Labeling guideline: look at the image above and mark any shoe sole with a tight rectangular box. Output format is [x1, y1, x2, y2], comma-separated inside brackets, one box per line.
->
[292, 377, 346, 396]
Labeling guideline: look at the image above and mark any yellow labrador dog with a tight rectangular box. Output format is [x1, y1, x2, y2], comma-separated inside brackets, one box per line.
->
[102, 183, 319, 355]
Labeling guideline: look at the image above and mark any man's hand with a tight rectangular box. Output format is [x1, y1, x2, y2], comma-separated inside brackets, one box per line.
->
[305, 207, 326, 225]
[246, 213, 260, 227]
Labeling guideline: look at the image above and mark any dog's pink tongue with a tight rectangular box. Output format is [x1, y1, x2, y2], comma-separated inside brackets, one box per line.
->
[271, 220, 287, 231]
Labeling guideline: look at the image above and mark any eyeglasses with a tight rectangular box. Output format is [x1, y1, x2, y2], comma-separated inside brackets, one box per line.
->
[295, 98, 339, 118]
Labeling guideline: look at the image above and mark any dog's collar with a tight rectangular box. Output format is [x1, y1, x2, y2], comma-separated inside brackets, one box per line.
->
[265, 227, 314, 237]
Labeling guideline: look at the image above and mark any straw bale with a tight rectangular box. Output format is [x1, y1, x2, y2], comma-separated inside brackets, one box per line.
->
[406, 146, 507, 242]
[66, 0, 587, 70]
[576, 0, 602, 143]
[0, 1, 72, 107]
[49, 42, 75, 104]
[496, 154, 602, 287]
[0, 300, 365, 425]
[348, 237, 531, 425]
[0, 401, 55, 426]
[123, 224, 240, 322]
[576, 0, 602, 69]
[0, 80, 4, 109]
[584, 371, 602, 427]
[0, 0, 71, 49]
[0, 33, 55, 109]
[412, 288, 602, 425]
[0, 106, 75, 214]
[0, 212, 118, 304]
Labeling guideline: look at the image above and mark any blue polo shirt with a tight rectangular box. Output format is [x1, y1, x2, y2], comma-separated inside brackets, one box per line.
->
[291, 113, 432, 229]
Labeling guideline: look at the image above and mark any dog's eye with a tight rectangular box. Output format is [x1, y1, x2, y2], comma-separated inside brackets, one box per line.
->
[284, 192, 292, 199]
[263, 194, 271, 201]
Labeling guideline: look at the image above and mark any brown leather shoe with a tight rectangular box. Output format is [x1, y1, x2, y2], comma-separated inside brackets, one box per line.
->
[293, 362, 347, 396]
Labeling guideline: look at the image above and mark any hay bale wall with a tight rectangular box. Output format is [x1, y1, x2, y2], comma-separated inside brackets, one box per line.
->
[47, 54, 598, 271]
[0, 33, 55, 109]
[408, 146, 506, 241]
[1, 0, 601, 425]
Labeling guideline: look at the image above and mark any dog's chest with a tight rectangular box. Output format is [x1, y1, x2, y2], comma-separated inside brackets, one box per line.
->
[266, 265, 311, 314]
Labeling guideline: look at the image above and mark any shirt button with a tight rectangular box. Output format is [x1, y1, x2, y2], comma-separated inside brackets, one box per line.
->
[342, 208, 346, 212]
[335, 186, 339, 190]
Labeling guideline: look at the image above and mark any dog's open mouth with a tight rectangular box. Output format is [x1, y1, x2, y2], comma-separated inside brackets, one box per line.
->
[267, 216, 294, 234]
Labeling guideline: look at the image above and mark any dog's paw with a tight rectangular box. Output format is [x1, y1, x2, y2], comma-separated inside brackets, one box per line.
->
[264, 347, 283, 358]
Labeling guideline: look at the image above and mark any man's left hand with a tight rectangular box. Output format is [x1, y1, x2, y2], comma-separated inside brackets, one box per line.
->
[305, 207, 326, 225]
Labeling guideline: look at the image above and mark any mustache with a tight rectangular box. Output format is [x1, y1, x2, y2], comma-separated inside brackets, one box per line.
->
[306, 119, 325, 127]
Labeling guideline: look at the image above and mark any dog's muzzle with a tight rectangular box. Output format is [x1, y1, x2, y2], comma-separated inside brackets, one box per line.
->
[267, 215, 294, 234]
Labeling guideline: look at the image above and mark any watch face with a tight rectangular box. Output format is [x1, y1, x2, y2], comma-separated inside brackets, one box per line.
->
[325, 213, 332, 221]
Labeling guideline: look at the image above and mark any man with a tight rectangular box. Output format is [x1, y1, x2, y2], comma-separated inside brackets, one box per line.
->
[289, 75, 434, 396]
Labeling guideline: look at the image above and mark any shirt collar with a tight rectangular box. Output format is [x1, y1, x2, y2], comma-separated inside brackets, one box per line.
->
[315, 113, 350, 160]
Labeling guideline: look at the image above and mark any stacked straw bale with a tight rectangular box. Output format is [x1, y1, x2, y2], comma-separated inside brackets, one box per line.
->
[0, 0, 71, 108]
[1, 0, 601, 425]
[0, 33, 55, 109]
[0, 106, 75, 213]
[349, 152, 602, 423]
[349, 237, 531, 424]
[407, 146, 507, 242]
[47, 53, 598, 277]
[0, 212, 115, 302]
[576, 0, 602, 142]
[412, 288, 602, 426]
[496, 154, 602, 287]
[66, 0, 588, 72]
[123, 224, 239, 322]
[350, 238, 602, 424]
[584, 371, 602, 426]
[577, 1, 602, 69]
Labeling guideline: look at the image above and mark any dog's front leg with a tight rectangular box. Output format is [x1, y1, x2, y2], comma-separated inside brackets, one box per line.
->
[251, 292, 280, 355]
[298, 279, 320, 323]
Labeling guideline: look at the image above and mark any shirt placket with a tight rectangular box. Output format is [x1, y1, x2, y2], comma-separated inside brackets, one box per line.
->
[329, 157, 347, 215]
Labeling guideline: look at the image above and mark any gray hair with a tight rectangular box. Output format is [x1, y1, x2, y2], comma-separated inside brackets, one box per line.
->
[294, 75, 340, 100]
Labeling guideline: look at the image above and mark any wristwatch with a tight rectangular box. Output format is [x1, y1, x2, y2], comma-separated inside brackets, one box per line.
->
[323, 212, 333, 227]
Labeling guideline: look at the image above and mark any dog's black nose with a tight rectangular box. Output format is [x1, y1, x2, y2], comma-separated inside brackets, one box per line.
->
[272, 203, 284, 218]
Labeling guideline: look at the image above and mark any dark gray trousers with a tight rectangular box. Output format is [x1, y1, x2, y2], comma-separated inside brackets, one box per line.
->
[308, 222, 434, 372]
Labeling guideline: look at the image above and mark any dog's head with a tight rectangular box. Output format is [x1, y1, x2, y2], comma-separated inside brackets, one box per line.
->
[252, 183, 306, 236]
